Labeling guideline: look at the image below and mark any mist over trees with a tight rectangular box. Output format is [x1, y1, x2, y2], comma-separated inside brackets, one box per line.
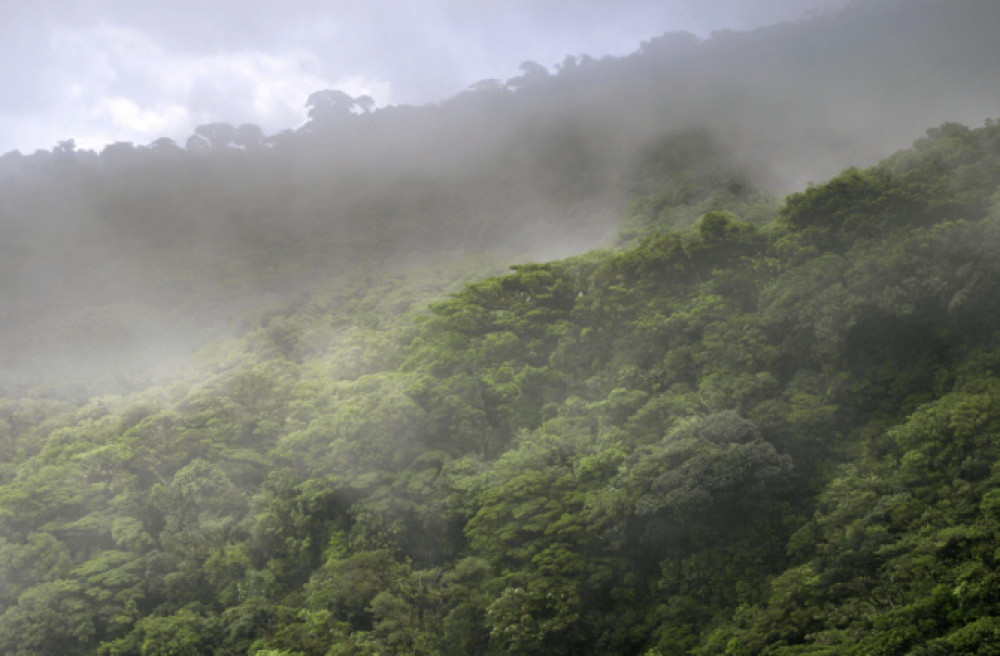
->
[3, 0, 1000, 653]
[2, 0, 999, 387]
[3, 111, 1000, 655]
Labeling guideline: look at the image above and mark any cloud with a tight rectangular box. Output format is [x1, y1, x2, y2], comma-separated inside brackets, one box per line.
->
[327, 75, 393, 105]
[0, 0, 851, 154]
[91, 97, 190, 142]
[6, 22, 393, 153]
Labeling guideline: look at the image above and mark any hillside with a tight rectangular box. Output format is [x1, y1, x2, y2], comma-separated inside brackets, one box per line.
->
[3, 0, 1000, 388]
[2, 117, 1000, 654]
[3, 1, 1000, 653]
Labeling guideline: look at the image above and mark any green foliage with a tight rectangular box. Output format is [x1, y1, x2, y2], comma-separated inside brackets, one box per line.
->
[4, 117, 1000, 654]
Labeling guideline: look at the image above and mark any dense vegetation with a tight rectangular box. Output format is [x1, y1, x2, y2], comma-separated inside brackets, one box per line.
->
[2, 115, 1000, 654]
[4, 2, 1000, 653]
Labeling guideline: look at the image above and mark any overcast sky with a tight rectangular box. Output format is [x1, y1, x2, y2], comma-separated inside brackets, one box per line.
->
[0, 0, 850, 155]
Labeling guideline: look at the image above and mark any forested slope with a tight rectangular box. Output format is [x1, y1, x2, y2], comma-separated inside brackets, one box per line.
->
[2, 117, 1000, 654]
[3, 0, 1000, 388]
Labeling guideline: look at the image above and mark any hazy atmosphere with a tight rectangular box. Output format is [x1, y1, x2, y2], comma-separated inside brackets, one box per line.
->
[2, 0, 849, 154]
[2, 0, 1000, 386]
[4, 2, 1000, 654]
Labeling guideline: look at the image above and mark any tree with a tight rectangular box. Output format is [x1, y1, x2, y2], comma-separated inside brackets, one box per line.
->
[304, 89, 358, 126]
[235, 124, 265, 150]
[507, 61, 550, 92]
[186, 123, 237, 151]
[0, 580, 96, 656]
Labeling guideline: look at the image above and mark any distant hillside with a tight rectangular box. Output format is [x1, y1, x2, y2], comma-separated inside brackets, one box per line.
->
[2, 0, 999, 388]
[2, 114, 1000, 654]
[4, 7, 1000, 647]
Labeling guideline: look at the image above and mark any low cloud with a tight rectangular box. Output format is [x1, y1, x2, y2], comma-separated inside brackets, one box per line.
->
[7, 22, 393, 153]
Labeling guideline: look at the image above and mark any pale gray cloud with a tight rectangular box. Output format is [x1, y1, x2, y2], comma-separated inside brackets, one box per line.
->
[0, 0, 849, 154]
[11, 21, 353, 151]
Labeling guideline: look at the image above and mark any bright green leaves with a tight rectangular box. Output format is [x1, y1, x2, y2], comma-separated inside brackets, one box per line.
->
[777, 118, 1000, 255]
[5, 117, 1000, 655]
[779, 167, 923, 250]
[128, 603, 221, 656]
[466, 450, 579, 564]
[889, 381, 1000, 491]
[707, 369, 1000, 654]
[0, 532, 73, 606]
[0, 579, 97, 656]
[485, 578, 583, 655]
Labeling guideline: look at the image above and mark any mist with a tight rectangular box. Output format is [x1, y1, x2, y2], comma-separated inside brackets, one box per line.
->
[6, 1, 1000, 653]
[1, 0, 999, 388]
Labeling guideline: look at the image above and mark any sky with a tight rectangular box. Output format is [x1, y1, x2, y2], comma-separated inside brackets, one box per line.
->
[0, 0, 850, 155]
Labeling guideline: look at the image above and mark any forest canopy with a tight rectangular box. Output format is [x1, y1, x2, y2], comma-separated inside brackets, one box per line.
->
[3, 1, 1000, 654]
[2, 115, 1000, 654]
[3, 0, 999, 388]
